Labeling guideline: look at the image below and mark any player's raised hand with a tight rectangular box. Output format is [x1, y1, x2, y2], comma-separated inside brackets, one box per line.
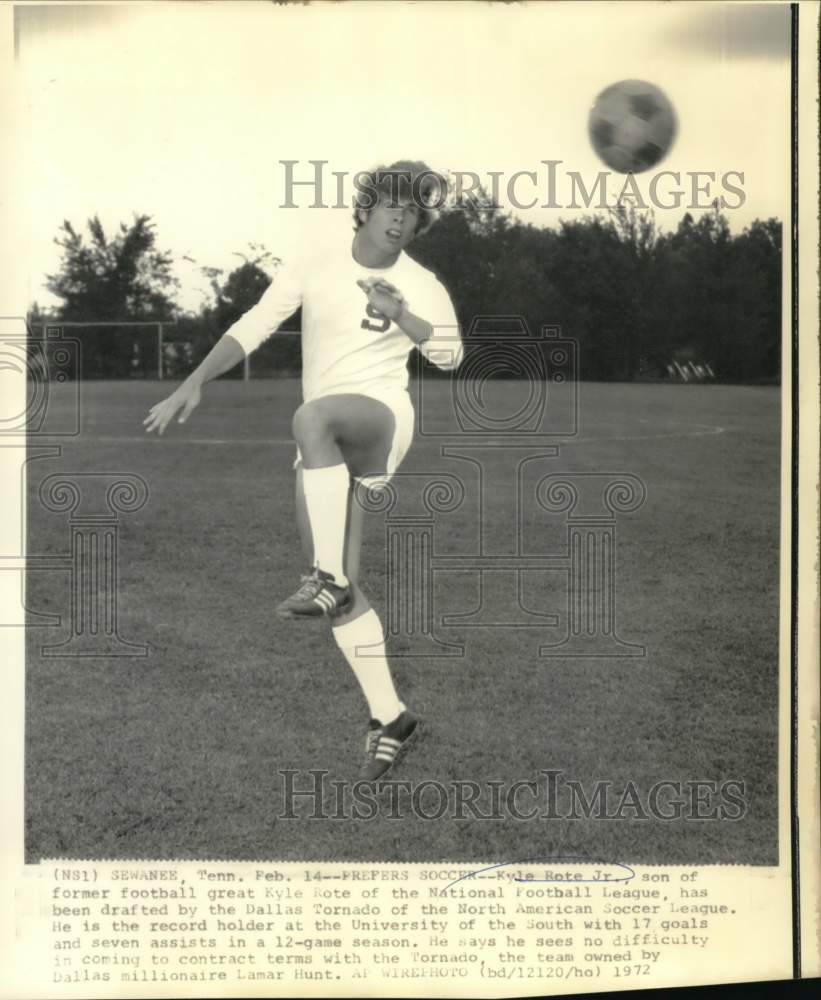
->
[357, 278, 405, 322]
[143, 380, 201, 435]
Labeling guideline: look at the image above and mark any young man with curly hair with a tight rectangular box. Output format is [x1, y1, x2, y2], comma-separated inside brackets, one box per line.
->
[145, 161, 462, 778]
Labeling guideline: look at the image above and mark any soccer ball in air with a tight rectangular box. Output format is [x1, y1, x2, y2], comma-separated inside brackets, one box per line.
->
[588, 80, 677, 173]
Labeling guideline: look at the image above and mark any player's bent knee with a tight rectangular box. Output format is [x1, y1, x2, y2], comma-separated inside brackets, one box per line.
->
[292, 400, 337, 443]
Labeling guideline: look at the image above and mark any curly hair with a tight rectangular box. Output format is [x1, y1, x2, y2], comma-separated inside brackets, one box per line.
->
[352, 160, 448, 236]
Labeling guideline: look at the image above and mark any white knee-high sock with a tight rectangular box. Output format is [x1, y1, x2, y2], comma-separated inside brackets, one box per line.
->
[302, 463, 350, 585]
[332, 609, 404, 725]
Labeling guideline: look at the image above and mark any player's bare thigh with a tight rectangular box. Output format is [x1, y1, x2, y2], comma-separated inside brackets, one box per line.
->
[292, 393, 396, 477]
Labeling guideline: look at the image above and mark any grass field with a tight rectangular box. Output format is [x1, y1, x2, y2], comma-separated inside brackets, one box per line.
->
[25, 378, 780, 864]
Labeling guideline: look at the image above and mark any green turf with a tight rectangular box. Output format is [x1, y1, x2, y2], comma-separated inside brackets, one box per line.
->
[25, 379, 780, 863]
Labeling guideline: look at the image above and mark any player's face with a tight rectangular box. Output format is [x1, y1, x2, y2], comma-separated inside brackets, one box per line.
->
[362, 195, 420, 253]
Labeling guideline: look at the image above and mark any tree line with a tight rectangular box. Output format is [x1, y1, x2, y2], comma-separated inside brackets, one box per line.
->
[32, 197, 781, 382]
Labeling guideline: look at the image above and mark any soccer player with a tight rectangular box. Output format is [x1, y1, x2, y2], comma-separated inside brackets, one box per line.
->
[144, 161, 462, 779]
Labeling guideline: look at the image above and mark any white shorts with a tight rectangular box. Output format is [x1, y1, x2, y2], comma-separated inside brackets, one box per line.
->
[293, 387, 415, 485]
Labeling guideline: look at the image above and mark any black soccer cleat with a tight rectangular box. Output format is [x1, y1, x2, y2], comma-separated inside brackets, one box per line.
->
[364, 718, 382, 762]
[275, 567, 352, 619]
[359, 710, 419, 781]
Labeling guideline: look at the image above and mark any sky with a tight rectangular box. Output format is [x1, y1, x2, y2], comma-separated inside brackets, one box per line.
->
[13, 1, 792, 313]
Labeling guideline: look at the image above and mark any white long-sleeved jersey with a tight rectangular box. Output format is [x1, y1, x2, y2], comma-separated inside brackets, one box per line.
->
[225, 232, 462, 403]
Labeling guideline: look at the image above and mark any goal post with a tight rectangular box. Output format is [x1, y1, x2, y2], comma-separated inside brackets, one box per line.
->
[28, 320, 175, 380]
[27, 320, 303, 380]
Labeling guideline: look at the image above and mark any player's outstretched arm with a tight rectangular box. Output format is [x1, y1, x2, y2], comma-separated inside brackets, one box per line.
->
[143, 333, 245, 435]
